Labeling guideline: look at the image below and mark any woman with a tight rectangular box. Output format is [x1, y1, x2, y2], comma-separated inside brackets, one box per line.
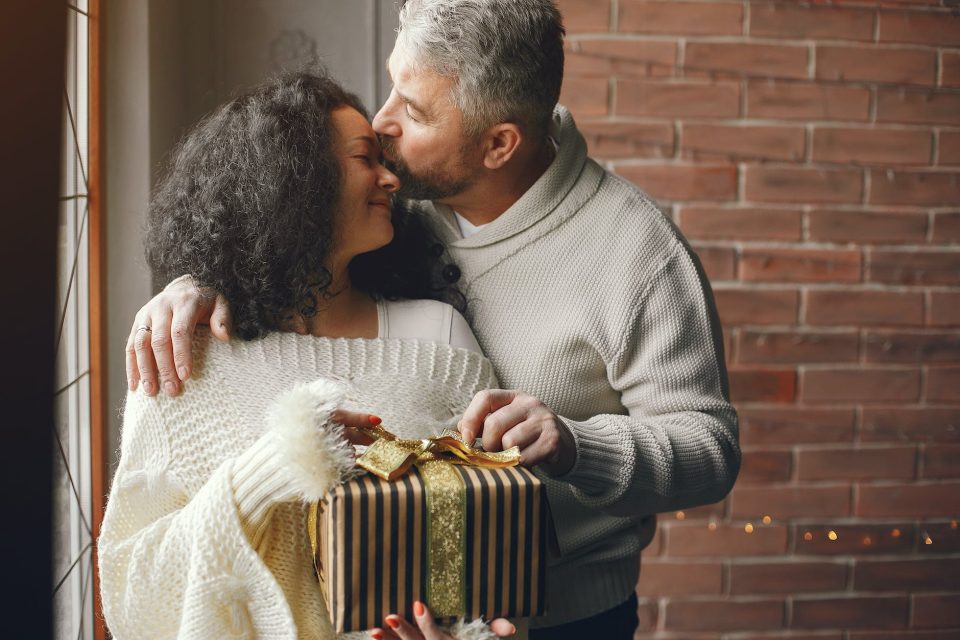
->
[98, 71, 517, 640]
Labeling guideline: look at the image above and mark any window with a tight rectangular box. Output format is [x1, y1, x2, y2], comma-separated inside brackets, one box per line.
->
[54, 1, 104, 638]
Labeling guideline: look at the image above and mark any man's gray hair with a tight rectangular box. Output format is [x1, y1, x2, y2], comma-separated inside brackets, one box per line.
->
[397, 0, 565, 139]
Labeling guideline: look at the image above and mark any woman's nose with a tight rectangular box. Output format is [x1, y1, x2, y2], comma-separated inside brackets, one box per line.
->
[378, 165, 400, 193]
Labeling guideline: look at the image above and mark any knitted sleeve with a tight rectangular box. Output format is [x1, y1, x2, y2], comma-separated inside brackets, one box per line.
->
[555, 243, 741, 516]
[98, 379, 354, 639]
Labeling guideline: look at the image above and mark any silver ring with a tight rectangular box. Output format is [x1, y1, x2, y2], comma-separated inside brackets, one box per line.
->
[136, 326, 152, 333]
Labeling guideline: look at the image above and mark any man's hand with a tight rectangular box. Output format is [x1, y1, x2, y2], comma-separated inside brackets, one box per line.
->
[371, 601, 516, 639]
[458, 389, 576, 476]
[125, 275, 231, 397]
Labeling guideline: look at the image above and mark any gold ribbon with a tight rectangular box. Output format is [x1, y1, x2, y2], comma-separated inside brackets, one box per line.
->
[356, 422, 521, 481]
[310, 424, 522, 620]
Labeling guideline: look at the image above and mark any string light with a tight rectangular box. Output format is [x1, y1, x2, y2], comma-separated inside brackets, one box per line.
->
[761, 515, 772, 525]
[675, 511, 685, 521]
[923, 531, 933, 545]
[951, 521, 958, 530]
[891, 528, 901, 538]
[803, 531, 813, 542]
[744, 523, 755, 534]
[707, 521, 717, 532]
[862, 536, 872, 546]
[827, 531, 838, 541]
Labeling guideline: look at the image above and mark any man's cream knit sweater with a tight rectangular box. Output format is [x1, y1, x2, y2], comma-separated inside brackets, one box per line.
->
[420, 105, 741, 628]
[98, 332, 500, 639]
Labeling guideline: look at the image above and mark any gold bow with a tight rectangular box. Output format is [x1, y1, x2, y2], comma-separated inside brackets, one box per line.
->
[356, 422, 521, 481]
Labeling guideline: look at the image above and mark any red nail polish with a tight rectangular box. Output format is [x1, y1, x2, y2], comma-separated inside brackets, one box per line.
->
[368, 415, 382, 426]
[385, 616, 400, 630]
[370, 631, 384, 640]
[414, 601, 425, 617]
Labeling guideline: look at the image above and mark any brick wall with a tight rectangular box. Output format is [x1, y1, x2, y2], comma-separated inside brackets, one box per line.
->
[556, 0, 960, 637]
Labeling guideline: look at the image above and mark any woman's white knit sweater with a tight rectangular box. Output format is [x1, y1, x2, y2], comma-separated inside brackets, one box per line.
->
[98, 326, 499, 639]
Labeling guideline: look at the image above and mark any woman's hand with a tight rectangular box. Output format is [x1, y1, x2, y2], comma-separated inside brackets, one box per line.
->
[126, 275, 232, 397]
[369, 601, 516, 639]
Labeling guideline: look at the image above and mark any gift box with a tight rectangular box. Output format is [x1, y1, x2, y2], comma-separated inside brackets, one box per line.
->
[309, 427, 548, 633]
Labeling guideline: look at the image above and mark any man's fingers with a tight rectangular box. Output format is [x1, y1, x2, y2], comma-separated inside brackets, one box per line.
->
[149, 309, 182, 397]
[490, 618, 518, 637]
[458, 389, 518, 443]
[479, 403, 529, 453]
[125, 322, 141, 391]
[170, 298, 202, 382]
[208, 294, 232, 342]
[134, 325, 160, 396]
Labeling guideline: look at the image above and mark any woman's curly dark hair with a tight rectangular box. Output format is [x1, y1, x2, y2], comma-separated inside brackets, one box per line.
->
[146, 69, 462, 340]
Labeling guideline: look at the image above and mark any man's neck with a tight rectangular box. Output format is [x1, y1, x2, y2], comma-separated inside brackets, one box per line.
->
[441, 138, 555, 227]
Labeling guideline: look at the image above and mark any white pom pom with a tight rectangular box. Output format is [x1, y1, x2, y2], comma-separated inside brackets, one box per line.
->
[265, 378, 357, 501]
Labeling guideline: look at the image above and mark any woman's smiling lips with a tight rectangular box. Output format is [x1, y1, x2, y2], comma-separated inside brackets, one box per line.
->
[369, 198, 391, 211]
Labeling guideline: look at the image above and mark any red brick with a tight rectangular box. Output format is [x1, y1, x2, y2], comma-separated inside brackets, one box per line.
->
[850, 631, 960, 640]
[745, 166, 863, 204]
[737, 330, 859, 364]
[801, 367, 921, 403]
[566, 39, 676, 79]
[617, 163, 738, 202]
[559, 76, 608, 118]
[738, 449, 793, 483]
[917, 521, 960, 554]
[682, 124, 805, 162]
[665, 522, 789, 557]
[618, 0, 743, 36]
[877, 89, 960, 126]
[870, 170, 960, 206]
[940, 131, 960, 165]
[805, 289, 924, 326]
[943, 52, 960, 88]
[923, 444, 960, 478]
[817, 46, 936, 86]
[580, 120, 674, 159]
[556, 0, 611, 32]
[617, 79, 740, 118]
[927, 367, 960, 403]
[794, 523, 916, 556]
[912, 594, 960, 628]
[739, 248, 862, 283]
[739, 408, 856, 446]
[813, 127, 932, 166]
[686, 42, 808, 80]
[729, 368, 797, 403]
[678, 206, 801, 241]
[930, 291, 960, 327]
[933, 212, 960, 243]
[807, 209, 928, 244]
[715, 288, 799, 325]
[879, 11, 960, 47]
[635, 596, 658, 632]
[868, 249, 960, 286]
[635, 560, 723, 596]
[664, 598, 784, 631]
[748, 82, 870, 122]
[750, 3, 875, 41]
[865, 331, 960, 363]
[796, 446, 917, 481]
[793, 596, 908, 629]
[731, 486, 851, 519]
[861, 407, 960, 443]
[856, 558, 960, 591]
[857, 481, 960, 517]
[694, 245, 736, 281]
[730, 561, 847, 594]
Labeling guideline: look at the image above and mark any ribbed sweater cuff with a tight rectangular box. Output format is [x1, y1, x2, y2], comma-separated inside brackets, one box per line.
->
[232, 434, 298, 547]
[556, 416, 626, 496]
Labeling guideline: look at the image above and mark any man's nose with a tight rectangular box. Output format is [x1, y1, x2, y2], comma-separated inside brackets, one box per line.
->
[372, 95, 400, 137]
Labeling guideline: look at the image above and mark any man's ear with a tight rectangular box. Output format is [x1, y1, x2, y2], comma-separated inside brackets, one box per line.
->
[481, 123, 523, 170]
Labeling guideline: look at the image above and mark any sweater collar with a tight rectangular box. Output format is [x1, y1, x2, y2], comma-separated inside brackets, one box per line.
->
[424, 105, 589, 248]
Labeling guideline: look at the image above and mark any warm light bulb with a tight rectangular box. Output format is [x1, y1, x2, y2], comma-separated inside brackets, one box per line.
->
[923, 531, 933, 545]
[762, 515, 772, 525]
[863, 536, 872, 546]
[675, 511, 685, 521]
[827, 531, 838, 541]
[803, 531, 813, 542]
[891, 528, 901, 538]
[744, 523, 754, 534]
[708, 521, 717, 531]
[951, 521, 958, 530]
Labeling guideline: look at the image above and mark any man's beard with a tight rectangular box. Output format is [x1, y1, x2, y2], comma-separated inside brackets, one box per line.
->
[380, 136, 477, 202]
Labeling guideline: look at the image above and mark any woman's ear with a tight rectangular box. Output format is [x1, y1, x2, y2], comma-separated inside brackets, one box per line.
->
[481, 123, 523, 170]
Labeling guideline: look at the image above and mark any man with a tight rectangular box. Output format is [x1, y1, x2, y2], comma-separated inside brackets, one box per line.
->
[128, 1, 740, 638]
